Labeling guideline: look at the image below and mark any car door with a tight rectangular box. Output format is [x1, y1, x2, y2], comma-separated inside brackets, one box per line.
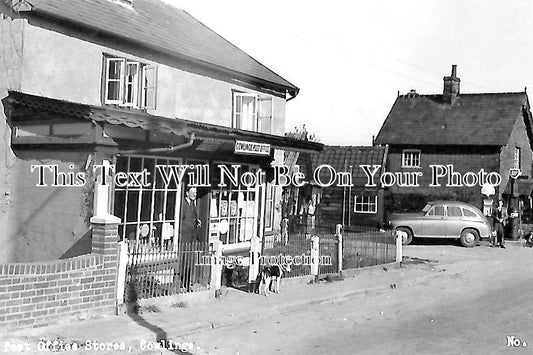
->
[419, 204, 447, 237]
[445, 205, 464, 238]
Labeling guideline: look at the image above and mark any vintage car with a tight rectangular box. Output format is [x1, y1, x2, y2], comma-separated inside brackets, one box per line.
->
[389, 201, 493, 247]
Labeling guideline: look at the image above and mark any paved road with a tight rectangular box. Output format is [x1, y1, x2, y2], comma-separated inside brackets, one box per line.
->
[180, 244, 533, 355]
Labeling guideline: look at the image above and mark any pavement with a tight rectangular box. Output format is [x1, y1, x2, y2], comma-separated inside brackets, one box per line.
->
[1, 240, 526, 354]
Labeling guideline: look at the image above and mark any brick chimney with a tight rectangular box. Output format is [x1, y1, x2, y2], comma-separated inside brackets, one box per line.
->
[443, 65, 460, 104]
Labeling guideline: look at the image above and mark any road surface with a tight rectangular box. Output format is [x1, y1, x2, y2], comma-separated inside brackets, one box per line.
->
[180, 243, 533, 355]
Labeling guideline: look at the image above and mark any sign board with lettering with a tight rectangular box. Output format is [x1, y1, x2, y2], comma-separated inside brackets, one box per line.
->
[234, 140, 271, 156]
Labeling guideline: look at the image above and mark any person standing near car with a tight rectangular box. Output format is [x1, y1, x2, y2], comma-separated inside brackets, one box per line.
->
[493, 200, 507, 248]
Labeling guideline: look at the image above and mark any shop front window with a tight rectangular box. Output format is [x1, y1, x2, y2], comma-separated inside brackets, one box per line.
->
[210, 164, 260, 245]
[113, 156, 182, 247]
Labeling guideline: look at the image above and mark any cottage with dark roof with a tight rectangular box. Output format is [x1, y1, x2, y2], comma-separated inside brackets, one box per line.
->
[375, 65, 533, 221]
[0, 0, 323, 325]
[293, 146, 387, 229]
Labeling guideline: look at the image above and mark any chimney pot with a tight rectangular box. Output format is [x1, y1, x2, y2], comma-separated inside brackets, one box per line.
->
[451, 64, 457, 78]
[443, 65, 460, 104]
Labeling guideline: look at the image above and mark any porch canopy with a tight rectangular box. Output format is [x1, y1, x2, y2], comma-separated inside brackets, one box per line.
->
[3, 91, 323, 159]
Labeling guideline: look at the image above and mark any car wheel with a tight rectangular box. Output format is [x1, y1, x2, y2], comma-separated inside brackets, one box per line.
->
[460, 228, 479, 248]
[396, 227, 413, 245]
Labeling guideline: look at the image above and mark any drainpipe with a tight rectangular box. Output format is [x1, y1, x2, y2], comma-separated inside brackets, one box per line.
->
[119, 133, 196, 154]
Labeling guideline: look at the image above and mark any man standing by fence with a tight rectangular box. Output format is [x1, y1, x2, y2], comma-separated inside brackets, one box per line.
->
[181, 186, 201, 243]
[179, 185, 202, 291]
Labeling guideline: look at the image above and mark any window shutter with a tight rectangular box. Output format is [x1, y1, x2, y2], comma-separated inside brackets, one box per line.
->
[142, 65, 157, 110]
[258, 96, 273, 134]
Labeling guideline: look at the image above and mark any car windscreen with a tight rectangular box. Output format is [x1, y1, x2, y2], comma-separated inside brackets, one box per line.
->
[422, 204, 432, 213]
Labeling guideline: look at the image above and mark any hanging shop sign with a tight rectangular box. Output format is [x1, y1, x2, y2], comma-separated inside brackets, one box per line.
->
[234, 140, 270, 156]
[509, 168, 522, 180]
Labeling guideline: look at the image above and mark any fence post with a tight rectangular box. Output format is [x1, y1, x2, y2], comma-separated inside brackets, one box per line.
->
[210, 240, 223, 298]
[248, 236, 261, 293]
[282, 218, 289, 245]
[395, 230, 403, 263]
[116, 241, 128, 311]
[90, 213, 120, 314]
[310, 235, 320, 282]
[336, 224, 343, 275]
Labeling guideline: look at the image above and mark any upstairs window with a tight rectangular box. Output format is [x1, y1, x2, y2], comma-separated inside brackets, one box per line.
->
[104, 56, 157, 109]
[402, 149, 421, 168]
[232, 92, 273, 133]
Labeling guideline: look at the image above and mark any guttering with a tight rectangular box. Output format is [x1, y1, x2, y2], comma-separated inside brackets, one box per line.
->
[119, 133, 195, 154]
[286, 87, 300, 102]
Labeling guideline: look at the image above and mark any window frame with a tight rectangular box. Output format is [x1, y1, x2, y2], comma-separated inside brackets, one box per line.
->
[257, 96, 273, 134]
[353, 195, 378, 214]
[103, 55, 156, 109]
[210, 162, 261, 247]
[113, 155, 183, 248]
[401, 149, 421, 168]
[141, 65, 157, 110]
[122, 61, 140, 107]
[232, 91, 258, 131]
[104, 57, 125, 105]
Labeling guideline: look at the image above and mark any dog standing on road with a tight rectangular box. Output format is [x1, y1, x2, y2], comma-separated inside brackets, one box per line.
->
[258, 263, 291, 296]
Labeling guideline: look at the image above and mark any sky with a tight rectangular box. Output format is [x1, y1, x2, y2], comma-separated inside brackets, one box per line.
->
[164, 0, 533, 146]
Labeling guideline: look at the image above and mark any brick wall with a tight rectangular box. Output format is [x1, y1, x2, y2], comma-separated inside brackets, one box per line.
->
[0, 215, 119, 330]
[384, 145, 501, 213]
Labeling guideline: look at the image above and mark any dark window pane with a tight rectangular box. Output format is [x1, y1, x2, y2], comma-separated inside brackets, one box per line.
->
[463, 208, 477, 217]
[166, 191, 177, 220]
[448, 206, 462, 217]
[153, 191, 164, 221]
[126, 191, 139, 222]
[432, 205, 445, 216]
[107, 82, 120, 101]
[116, 156, 128, 173]
[140, 190, 153, 221]
[125, 224, 137, 240]
[108, 60, 121, 79]
[114, 190, 126, 221]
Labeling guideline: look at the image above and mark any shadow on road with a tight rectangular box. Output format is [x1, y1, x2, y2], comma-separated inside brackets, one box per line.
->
[126, 273, 194, 354]
[410, 238, 464, 247]
[127, 307, 193, 355]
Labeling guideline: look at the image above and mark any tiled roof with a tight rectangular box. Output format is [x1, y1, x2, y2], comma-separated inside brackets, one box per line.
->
[297, 146, 386, 186]
[4, 91, 323, 152]
[17, 0, 297, 95]
[374, 92, 529, 146]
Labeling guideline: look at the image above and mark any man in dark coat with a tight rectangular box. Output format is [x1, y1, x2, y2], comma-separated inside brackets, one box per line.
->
[179, 186, 202, 290]
[492, 200, 507, 248]
[180, 186, 201, 243]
